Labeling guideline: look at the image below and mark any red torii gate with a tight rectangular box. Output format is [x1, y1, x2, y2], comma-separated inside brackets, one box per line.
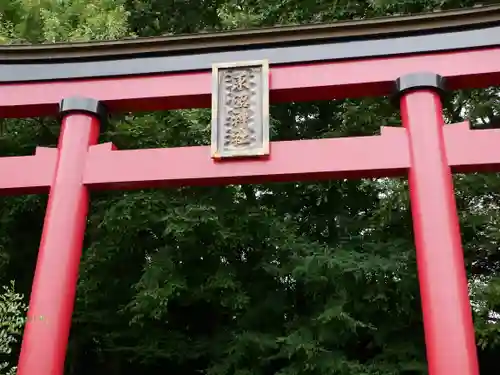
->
[1, 6, 500, 375]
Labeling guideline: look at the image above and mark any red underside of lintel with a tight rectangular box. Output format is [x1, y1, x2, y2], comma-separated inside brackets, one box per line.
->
[0, 47, 499, 118]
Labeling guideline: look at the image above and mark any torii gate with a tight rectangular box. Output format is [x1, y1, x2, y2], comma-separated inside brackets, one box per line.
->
[1, 5, 500, 375]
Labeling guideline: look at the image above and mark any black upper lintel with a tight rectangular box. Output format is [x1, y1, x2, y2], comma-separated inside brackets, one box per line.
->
[1, 5, 499, 83]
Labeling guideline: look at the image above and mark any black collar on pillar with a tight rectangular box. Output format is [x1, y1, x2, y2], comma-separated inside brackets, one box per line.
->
[59, 97, 108, 130]
[392, 72, 447, 108]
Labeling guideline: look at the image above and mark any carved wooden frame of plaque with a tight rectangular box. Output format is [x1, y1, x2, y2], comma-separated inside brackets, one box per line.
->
[211, 60, 270, 159]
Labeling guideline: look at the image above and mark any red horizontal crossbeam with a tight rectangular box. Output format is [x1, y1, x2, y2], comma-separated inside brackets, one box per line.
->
[0, 147, 57, 194]
[83, 127, 409, 190]
[1, 122, 499, 194]
[445, 123, 500, 173]
[0, 48, 499, 118]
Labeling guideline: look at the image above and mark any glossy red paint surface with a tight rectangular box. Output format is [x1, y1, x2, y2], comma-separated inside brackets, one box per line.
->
[0, 47, 499, 118]
[16, 113, 101, 375]
[401, 90, 479, 375]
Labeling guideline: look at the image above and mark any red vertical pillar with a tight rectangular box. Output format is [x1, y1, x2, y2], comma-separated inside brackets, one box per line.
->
[395, 73, 479, 375]
[17, 98, 105, 375]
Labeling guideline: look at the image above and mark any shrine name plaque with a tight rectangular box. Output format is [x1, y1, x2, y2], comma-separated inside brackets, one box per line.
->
[211, 60, 270, 159]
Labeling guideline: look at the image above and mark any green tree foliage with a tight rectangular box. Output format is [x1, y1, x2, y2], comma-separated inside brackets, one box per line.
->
[0, 282, 27, 375]
[0, 0, 131, 43]
[0, 0, 499, 374]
